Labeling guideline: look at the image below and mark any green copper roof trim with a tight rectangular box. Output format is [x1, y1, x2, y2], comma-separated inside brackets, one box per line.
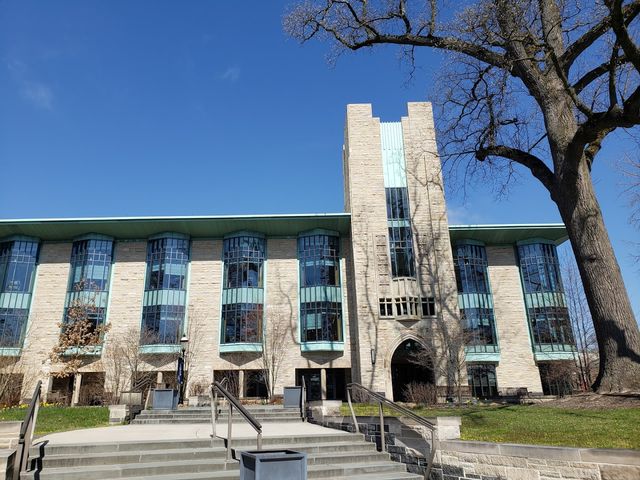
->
[219, 343, 263, 353]
[0, 214, 351, 240]
[301, 341, 344, 352]
[139, 344, 181, 354]
[534, 350, 577, 361]
[298, 228, 340, 238]
[465, 352, 500, 363]
[0, 348, 22, 357]
[449, 223, 568, 245]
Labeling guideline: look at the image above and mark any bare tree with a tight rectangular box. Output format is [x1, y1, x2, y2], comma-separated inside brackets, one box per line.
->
[562, 252, 598, 389]
[285, 0, 640, 392]
[413, 320, 469, 404]
[260, 307, 291, 401]
[620, 154, 640, 261]
[49, 281, 110, 401]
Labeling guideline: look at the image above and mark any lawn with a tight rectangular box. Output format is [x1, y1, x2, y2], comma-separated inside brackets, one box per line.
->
[0, 406, 109, 435]
[341, 403, 640, 449]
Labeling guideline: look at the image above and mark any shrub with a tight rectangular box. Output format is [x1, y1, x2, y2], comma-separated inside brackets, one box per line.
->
[403, 382, 437, 405]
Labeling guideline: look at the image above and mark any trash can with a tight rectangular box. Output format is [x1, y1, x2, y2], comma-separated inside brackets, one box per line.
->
[240, 450, 307, 480]
[152, 389, 178, 410]
[283, 386, 302, 408]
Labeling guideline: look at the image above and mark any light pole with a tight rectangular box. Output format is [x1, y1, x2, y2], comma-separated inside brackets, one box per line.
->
[178, 335, 189, 405]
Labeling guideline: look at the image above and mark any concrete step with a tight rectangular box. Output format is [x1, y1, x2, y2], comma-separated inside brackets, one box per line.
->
[113, 471, 422, 480]
[30, 433, 363, 456]
[131, 417, 303, 425]
[23, 459, 411, 480]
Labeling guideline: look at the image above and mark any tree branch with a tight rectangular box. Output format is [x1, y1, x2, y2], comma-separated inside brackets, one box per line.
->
[606, 0, 640, 73]
[475, 145, 555, 190]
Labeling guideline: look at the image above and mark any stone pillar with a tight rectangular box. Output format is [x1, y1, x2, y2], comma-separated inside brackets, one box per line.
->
[320, 369, 327, 400]
[156, 371, 163, 388]
[238, 370, 245, 398]
[71, 373, 82, 406]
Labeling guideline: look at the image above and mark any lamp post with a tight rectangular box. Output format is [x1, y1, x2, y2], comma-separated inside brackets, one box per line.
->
[178, 335, 189, 404]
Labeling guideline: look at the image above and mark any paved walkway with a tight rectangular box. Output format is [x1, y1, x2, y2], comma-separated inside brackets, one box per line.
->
[38, 421, 342, 445]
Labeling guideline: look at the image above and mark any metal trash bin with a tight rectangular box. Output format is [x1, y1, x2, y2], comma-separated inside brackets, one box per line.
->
[283, 386, 302, 408]
[239, 450, 307, 480]
[152, 389, 178, 410]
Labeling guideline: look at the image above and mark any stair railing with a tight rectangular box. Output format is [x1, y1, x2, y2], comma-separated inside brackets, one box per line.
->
[210, 377, 229, 442]
[17, 380, 42, 476]
[210, 380, 262, 460]
[346, 382, 437, 480]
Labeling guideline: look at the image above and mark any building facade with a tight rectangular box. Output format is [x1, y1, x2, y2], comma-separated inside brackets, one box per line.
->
[0, 103, 576, 404]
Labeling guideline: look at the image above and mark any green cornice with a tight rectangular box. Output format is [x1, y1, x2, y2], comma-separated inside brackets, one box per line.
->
[449, 223, 568, 245]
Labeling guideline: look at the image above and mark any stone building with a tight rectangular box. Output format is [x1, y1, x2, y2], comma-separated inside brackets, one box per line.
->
[0, 103, 576, 405]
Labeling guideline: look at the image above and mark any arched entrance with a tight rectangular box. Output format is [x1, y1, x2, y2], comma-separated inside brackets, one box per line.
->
[391, 339, 434, 402]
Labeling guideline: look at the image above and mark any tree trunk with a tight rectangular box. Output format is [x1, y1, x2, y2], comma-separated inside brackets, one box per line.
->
[556, 160, 640, 393]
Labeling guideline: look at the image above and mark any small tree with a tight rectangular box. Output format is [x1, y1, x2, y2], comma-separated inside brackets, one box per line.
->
[49, 281, 110, 402]
[261, 307, 291, 401]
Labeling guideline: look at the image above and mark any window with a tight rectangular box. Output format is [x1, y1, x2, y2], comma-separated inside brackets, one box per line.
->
[379, 298, 394, 317]
[421, 297, 436, 317]
[146, 237, 189, 291]
[453, 244, 490, 294]
[529, 306, 574, 350]
[221, 234, 265, 345]
[467, 364, 498, 398]
[300, 301, 342, 342]
[385, 187, 416, 279]
[68, 239, 113, 292]
[518, 243, 563, 293]
[140, 305, 184, 345]
[388, 226, 416, 278]
[0, 309, 29, 348]
[224, 236, 265, 288]
[221, 303, 263, 344]
[298, 235, 340, 287]
[462, 308, 498, 350]
[0, 239, 38, 348]
[141, 235, 189, 345]
[0, 240, 38, 294]
[385, 187, 410, 220]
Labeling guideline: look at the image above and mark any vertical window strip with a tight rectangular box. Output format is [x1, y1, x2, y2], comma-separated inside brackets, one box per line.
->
[0, 240, 39, 348]
[141, 236, 189, 345]
[385, 187, 416, 278]
[221, 235, 265, 344]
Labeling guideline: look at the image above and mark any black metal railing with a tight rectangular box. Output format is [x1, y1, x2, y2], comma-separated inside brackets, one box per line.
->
[17, 380, 42, 474]
[210, 380, 262, 460]
[346, 382, 437, 480]
[301, 376, 307, 422]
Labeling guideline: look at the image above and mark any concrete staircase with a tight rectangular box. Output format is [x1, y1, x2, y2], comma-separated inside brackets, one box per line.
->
[131, 405, 303, 425]
[21, 432, 423, 479]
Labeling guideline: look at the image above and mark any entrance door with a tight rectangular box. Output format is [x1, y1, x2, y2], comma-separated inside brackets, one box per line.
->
[390, 339, 434, 402]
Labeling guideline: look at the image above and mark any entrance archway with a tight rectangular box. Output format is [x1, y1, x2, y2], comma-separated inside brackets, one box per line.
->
[390, 339, 434, 402]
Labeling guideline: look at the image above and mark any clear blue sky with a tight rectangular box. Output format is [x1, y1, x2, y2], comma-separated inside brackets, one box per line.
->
[0, 1, 638, 318]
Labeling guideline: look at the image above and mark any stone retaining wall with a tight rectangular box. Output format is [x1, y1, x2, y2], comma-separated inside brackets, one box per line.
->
[312, 413, 640, 480]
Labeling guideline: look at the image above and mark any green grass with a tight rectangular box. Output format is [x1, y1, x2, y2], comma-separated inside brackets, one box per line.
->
[0, 406, 109, 435]
[341, 403, 640, 449]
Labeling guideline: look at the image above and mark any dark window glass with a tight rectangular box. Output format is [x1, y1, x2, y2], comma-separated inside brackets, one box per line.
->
[0, 240, 38, 294]
[538, 363, 574, 396]
[0, 308, 29, 348]
[298, 235, 340, 287]
[300, 301, 342, 342]
[389, 226, 415, 277]
[385, 187, 410, 220]
[421, 297, 436, 317]
[467, 364, 498, 398]
[62, 305, 106, 338]
[379, 298, 394, 317]
[518, 243, 564, 293]
[296, 369, 322, 401]
[223, 236, 265, 288]
[221, 303, 263, 344]
[529, 306, 575, 350]
[140, 304, 184, 345]
[461, 308, 498, 350]
[145, 237, 189, 291]
[453, 244, 490, 294]
[245, 370, 268, 398]
[69, 239, 113, 292]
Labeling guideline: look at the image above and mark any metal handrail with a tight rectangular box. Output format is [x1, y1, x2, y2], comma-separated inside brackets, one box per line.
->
[211, 380, 262, 460]
[17, 380, 42, 474]
[347, 382, 437, 480]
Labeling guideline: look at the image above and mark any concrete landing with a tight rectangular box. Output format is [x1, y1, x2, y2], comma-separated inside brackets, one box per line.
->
[39, 421, 340, 445]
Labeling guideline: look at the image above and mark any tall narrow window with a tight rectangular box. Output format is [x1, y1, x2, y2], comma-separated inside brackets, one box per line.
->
[221, 234, 265, 345]
[141, 235, 189, 346]
[453, 242, 498, 353]
[298, 232, 343, 347]
[518, 242, 575, 353]
[65, 237, 113, 334]
[0, 239, 39, 349]
[467, 364, 498, 398]
[385, 187, 416, 278]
